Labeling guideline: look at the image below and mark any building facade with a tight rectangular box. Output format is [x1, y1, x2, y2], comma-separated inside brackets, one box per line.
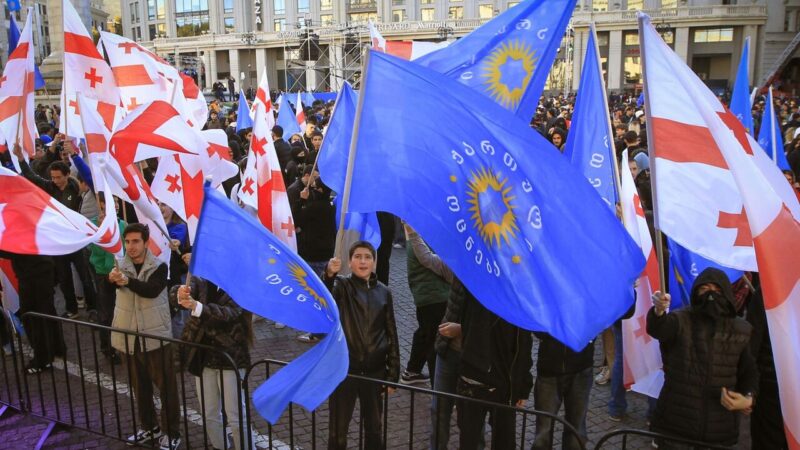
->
[122, 0, 797, 95]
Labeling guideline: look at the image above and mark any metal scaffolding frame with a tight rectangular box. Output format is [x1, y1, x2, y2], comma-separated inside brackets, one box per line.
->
[281, 22, 368, 93]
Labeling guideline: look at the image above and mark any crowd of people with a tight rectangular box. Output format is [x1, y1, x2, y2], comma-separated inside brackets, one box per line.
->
[1, 88, 798, 450]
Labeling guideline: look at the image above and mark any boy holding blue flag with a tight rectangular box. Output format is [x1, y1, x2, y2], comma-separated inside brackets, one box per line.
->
[323, 241, 399, 450]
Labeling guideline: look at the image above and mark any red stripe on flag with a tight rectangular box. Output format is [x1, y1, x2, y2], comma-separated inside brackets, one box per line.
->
[8, 42, 29, 61]
[64, 32, 103, 60]
[112, 65, 153, 87]
[385, 41, 413, 60]
[0, 176, 47, 254]
[180, 73, 200, 99]
[754, 205, 800, 310]
[96, 102, 117, 132]
[0, 258, 18, 291]
[0, 96, 22, 122]
[784, 424, 799, 450]
[651, 117, 729, 170]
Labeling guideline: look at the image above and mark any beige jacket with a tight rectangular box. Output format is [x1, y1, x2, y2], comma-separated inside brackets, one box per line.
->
[111, 251, 172, 354]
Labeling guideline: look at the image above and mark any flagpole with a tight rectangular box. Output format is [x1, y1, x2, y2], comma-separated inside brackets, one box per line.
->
[591, 22, 624, 220]
[769, 86, 777, 162]
[637, 14, 668, 293]
[334, 51, 371, 258]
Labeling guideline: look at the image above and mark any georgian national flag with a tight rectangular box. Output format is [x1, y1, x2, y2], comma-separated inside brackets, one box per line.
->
[642, 15, 800, 272]
[151, 153, 204, 242]
[368, 20, 449, 61]
[619, 149, 663, 399]
[0, 10, 37, 172]
[295, 92, 306, 129]
[201, 129, 239, 188]
[0, 258, 20, 314]
[99, 31, 208, 130]
[61, 0, 120, 140]
[250, 67, 273, 120]
[640, 13, 800, 447]
[0, 166, 122, 256]
[238, 107, 297, 251]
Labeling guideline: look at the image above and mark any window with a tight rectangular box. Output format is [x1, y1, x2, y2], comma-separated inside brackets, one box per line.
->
[130, 2, 139, 23]
[420, 0, 434, 4]
[148, 22, 166, 39]
[348, 12, 377, 22]
[134, 26, 142, 41]
[392, 0, 404, 4]
[479, 4, 493, 18]
[146, 0, 165, 19]
[624, 32, 638, 46]
[507, 1, 519, 8]
[298, 0, 309, 13]
[592, 0, 607, 11]
[224, 17, 234, 32]
[273, 0, 285, 15]
[273, 18, 286, 30]
[420, 7, 435, 20]
[597, 32, 609, 47]
[175, 0, 210, 37]
[392, 8, 406, 21]
[626, 0, 643, 10]
[448, 6, 462, 19]
[693, 27, 734, 43]
[624, 56, 641, 84]
[320, 14, 333, 24]
[223, 0, 233, 13]
[659, 29, 674, 44]
[660, 0, 676, 8]
[321, 0, 332, 9]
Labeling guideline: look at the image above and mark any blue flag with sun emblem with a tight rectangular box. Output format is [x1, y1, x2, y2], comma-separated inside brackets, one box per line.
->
[563, 28, 618, 209]
[339, 51, 644, 350]
[191, 185, 348, 424]
[667, 238, 743, 310]
[413, 0, 576, 123]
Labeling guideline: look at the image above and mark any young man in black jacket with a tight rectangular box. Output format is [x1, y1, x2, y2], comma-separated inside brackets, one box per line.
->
[323, 241, 400, 450]
[456, 288, 533, 450]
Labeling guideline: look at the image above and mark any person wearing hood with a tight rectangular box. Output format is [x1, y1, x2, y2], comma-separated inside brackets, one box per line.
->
[284, 141, 307, 186]
[648, 268, 758, 448]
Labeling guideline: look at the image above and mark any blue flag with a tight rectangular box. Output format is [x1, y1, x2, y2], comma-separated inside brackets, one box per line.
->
[563, 28, 618, 209]
[667, 238, 743, 310]
[277, 93, 303, 138]
[5, 0, 19, 12]
[302, 91, 316, 107]
[318, 83, 382, 250]
[730, 37, 753, 134]
[190, 185, 348, 423]
[413, 0, 576, 123]
[757, 88, 791, 171]
[636, 92, 644, 108]
[8, 16, 45, 90]
[330, 51, 644, 350]
[235, 90, 253, 132]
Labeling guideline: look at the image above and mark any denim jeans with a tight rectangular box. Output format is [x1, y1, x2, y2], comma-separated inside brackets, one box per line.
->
[430, 351, 464, 450]
[532, 367, 593, 450]
[608, 326, 627, 417]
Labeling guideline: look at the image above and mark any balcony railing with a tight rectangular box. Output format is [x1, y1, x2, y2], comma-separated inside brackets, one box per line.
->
[573, 4, 767, 24]
[347, 0, 377, 10]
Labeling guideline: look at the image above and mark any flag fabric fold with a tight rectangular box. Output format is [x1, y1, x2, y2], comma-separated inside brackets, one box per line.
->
[666, 237, 742, 310]
[368, 19, 449, 61]
[563, 25, 618, 209]
[413, 0, 576, 122]
[8, 16, 45, 90]
[0, 258, 20, 313]
[640, 13, 800, 447]
[277, 94, 302, 138]
[333, 50, 643, 350]
[236, 90, 254, 132]
[190, 185, 347, 424]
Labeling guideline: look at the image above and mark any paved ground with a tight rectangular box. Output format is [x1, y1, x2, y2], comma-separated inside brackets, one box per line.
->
[0, 247, 752, 449]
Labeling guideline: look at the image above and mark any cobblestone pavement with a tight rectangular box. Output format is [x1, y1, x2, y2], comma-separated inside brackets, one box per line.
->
[0, 248, 752, 449]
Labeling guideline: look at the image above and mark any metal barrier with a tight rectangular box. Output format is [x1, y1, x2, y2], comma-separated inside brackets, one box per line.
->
[594, 428, 733, 450]
[0, 312, 743, 450]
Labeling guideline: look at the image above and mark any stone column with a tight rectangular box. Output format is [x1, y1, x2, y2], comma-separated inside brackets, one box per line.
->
[203, 50, 213, 90]
[607, 29, 623, 91]
[229, 48, 241, 93]
[572, 30, 587, 89]
[742, 25, 758, 82]
[255, 47, 267, 81]
[674, 26, 689, 64]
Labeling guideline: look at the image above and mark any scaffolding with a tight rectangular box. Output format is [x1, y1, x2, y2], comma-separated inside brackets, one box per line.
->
[281, 22, 368, 93]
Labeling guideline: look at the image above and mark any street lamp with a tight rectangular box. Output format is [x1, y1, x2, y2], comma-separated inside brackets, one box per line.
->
[437, 26, 453, 42]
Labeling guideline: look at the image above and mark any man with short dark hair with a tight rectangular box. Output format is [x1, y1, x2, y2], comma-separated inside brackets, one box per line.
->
[324, 241, 400, 450]
[14, 144, 96, 319]
[110, 224, 181, 450]
[308, 130, 323, 164]
[271, 125, 292, 172]
[303, 116, 318, 150]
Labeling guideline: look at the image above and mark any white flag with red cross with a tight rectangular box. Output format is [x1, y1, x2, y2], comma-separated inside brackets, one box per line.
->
[644, 19, 800, 271]
[368, 20, 449, 61]
[0, 166, 123, 256]
[295, 92, 306, 130]
[238, 107, 296, 250]
[99, 31, 208, 130]
[201, 129, 239, 188]
[61, 0, 120, 140]
[620, 149, 663, 399]
[0, 258, 20, 314]
[249, 67, 273, 120]
[641, 13, 800, 448]
[0, 11, 37, 172]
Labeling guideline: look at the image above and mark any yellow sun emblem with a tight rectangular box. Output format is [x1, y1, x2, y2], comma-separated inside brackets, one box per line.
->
[466, 167, 519, 248]
[288, 263, 329, 309]
[481, 40, 537, 110]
